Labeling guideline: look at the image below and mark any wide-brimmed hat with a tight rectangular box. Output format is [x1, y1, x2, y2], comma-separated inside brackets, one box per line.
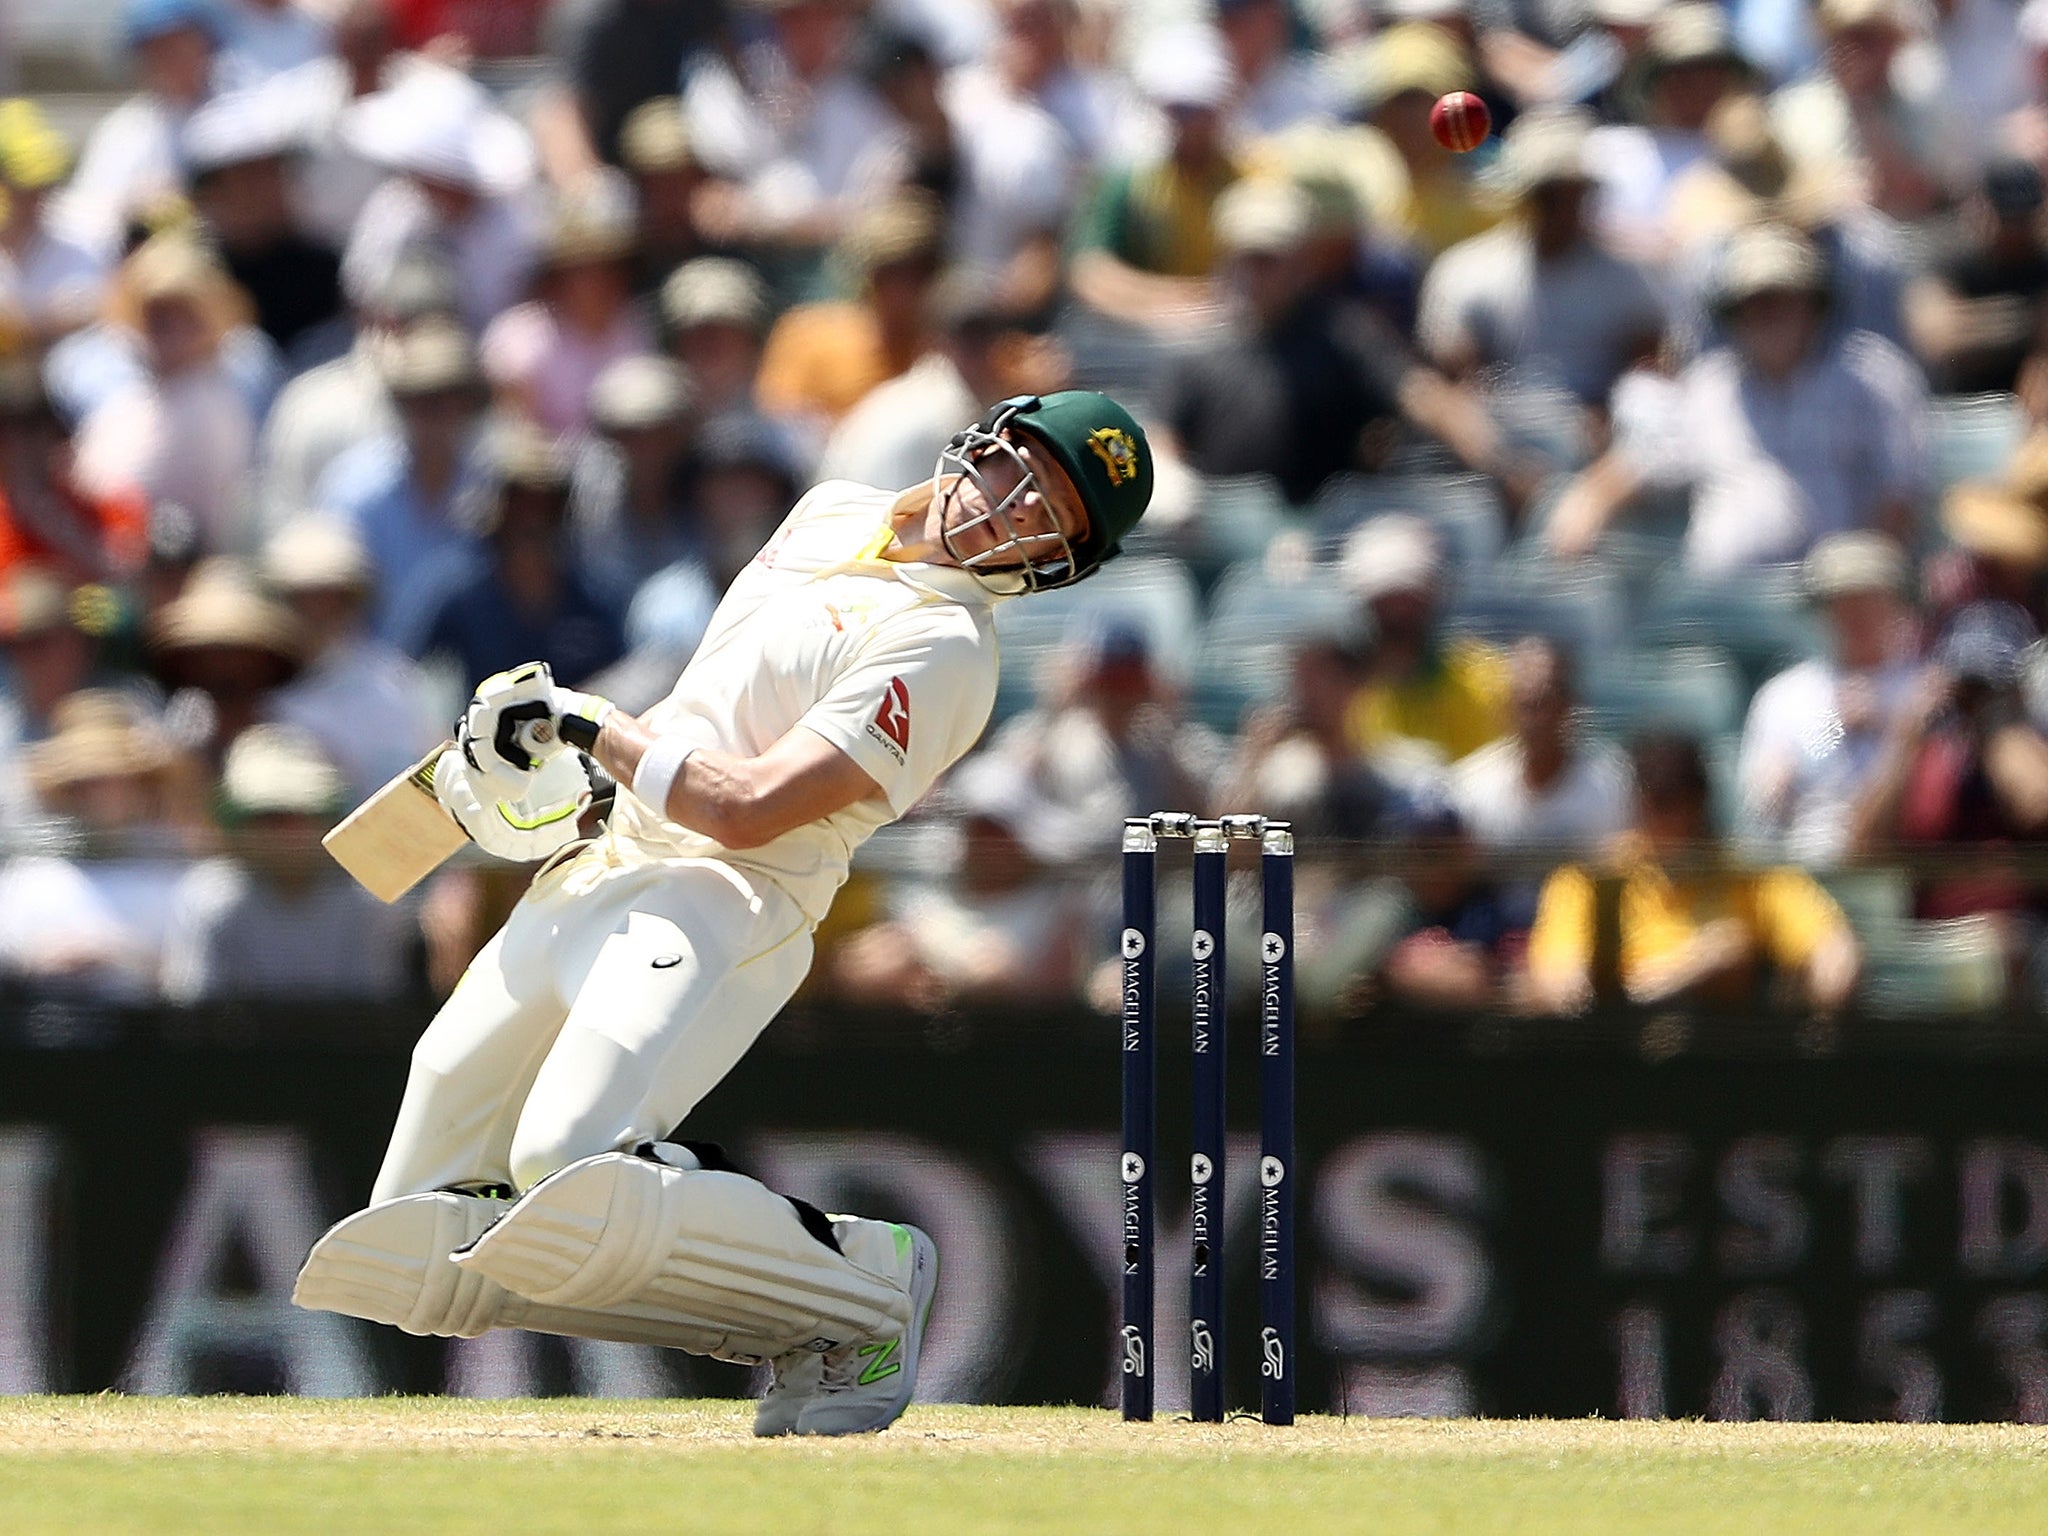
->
[1646, 1, 1749, 71]
[1132, 22, 1235, 110]
[219, 722, 347, 820]
[1803, 530, 1907, 600]
[26, 690, 173, 797]
[1498, 107, 1595, 197]
[1213, 176, 1314, 255]
[108, 232, 252, 342]
[619, 97, 693, 175]
[542, 171, 639, 268]
[182, 87, 303, 177]
[839, 189, 946, 277]
[261, 517, 375, 596]
[149, 558, 308, 665]
[1340, 513, 1444, 599]
[481, 420, 574, 494]
[1339, 23, 1474, 114]
[1716, 221, 1827, 306]
[0, 565, 73, 640]
[1817, 0, 1912, 34]
[589, 354, 692, 433]
[342, 72, 534, 196]
[660, 257, 772, 332]
[378, 315, 482, 397]
[1944, 481, 2048, 568]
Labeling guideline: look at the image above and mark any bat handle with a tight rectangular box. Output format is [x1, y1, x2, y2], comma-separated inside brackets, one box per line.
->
[515, 719, 558, 758]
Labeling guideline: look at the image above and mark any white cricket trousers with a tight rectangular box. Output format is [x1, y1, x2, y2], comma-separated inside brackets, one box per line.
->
[372, 850, 814, 1202]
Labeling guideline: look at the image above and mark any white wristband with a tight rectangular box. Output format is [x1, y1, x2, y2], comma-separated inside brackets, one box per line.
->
[631, 732, 698, 817]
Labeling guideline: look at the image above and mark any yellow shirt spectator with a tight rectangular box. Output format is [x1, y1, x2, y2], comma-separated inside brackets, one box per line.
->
[1527, 853, 1851, 1004]
[1346, 635, 1509, 764]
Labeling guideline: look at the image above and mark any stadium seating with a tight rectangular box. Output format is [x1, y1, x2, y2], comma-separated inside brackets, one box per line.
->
[988, 555, 1204, 723]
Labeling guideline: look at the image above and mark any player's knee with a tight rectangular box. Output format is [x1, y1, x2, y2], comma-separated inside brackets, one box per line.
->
[508, 1105, 621, 1194]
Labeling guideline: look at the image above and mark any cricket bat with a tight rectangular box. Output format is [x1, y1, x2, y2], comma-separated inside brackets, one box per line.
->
[322, 740, 468, 903]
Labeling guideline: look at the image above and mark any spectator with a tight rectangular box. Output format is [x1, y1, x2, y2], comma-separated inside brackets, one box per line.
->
[313, 315, 489, 642]
[260, 516, 444, 800]
[616, 98, 707, 293]
[0, 568, 111, 832]
[1156, 177, 1542, 509]
[406, 423, 626, 687]
[0, 100, 108, 346]
[1850, 601, 2048, 925]
[214, 0, 332, 91]
[258, 247, 459, 529]
[270, 0, 425, 252]
[1214, 613, 1426, 841]
[817, 269, 1066, 493]
[755, 189, 945, 447]
[2003, 0, 2048, 181]
[1218, 0, 1341, 136]
[1930, 479, 2048, 633]
[182, 89, 346, 364]
[938, 0, 1127, 313]
[340, 69, 542, 334]
[52, 0, 220, 261]
[680, 0, 902, 263]
[861, 26, 959, 218]
[1663, 92, 1911, 353]
[0, 690, 200, 1000]
[1587, 2, 1754, 259]
[0, 361, 149, 583]
[526, 0, 730, 188]
[1526, 730, 1862, 1014]
[686, 413, 805, 587]
[1906, 159, 2048, 395]
[481, 172, 656, 435]
[1771, 0, 1969, 224]
[1067, 22, 1240, 337]
[147, 556, 308, 768]
[1419, 106, 1666, 405]
[660, 256, 774, 428]
[1548, 222, 1931, 572]
[71, 234, 260, 551]
[1340, 513, 1509, 765]
[1327, 22, 1504, 262]
[1449, 634, 1632, 858]
[975, 620, 1220, 856]
[1352, 803, 1521, 1014]
[1738, 531, 1923, 863]
[569, 354, 708, 607]
[161, 723, 416, 1002]
[829, 752, 1089, 1011]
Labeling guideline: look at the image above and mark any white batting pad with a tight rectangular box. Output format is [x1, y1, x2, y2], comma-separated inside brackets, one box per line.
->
[293, 1192, 511, 1338]
[449, 1154, 913, 1355]
[292, 1191, 742, 1356]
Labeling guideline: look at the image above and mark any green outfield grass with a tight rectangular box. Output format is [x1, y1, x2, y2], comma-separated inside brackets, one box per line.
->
[2, 1398, 2045, 1536]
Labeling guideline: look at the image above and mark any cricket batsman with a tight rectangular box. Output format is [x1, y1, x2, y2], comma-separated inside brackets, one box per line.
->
[293, 392, 1152, 1435]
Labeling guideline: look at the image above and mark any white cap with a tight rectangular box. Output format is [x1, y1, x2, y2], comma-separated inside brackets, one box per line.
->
[1133, 23, 1235, 109]
[261, 516, 374, 594]
[1340, 513, 1443, 599]
[342, 71, 535, 196]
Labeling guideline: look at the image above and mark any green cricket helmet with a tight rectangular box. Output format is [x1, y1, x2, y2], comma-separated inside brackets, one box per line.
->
[936, 391, 1153, 593]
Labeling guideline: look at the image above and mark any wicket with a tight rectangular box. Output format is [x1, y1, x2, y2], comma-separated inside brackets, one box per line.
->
[1120, 812, 1296, 1426]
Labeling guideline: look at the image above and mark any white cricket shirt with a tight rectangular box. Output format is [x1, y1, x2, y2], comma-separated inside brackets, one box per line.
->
[605, 480, 1006, 923]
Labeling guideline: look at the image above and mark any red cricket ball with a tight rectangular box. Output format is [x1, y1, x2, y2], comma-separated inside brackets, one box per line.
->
[1429, 91, 1491, 154]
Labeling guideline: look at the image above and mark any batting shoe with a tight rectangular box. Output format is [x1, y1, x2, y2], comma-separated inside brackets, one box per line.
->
[793, 1223, 938, 1437]
[753, 1348, 825, 1437]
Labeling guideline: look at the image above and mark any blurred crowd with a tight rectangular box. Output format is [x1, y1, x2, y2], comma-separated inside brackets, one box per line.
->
[6, 0, 2048, 1025]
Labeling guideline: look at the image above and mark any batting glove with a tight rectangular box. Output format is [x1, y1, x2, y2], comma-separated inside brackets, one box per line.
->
[460, 662, 615, 775]
[434, 748, 592, 863]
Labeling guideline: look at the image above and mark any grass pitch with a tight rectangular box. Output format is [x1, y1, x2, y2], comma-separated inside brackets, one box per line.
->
[3, 1398, 2046, 1536]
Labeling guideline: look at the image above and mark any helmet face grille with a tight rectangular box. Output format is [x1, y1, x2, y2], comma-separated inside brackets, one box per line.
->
[931, 402, 1085, 595]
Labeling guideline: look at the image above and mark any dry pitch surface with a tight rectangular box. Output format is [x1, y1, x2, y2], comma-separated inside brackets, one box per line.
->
[4, 1397, 2047, 1536]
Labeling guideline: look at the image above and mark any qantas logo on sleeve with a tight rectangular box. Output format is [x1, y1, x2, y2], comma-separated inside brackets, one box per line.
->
[866, 677, 911, 762]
